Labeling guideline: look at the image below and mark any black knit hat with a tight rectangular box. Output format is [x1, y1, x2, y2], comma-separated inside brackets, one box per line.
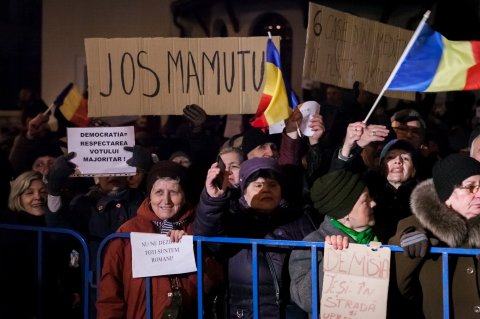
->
[433, 154, 480, 201]
[310, 170, 366, 219]
[241, 127, 281, 157]
[146, 161, 189, 196]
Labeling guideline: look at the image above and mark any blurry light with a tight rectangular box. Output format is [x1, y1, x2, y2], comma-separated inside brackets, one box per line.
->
[276, 25, 281, 30]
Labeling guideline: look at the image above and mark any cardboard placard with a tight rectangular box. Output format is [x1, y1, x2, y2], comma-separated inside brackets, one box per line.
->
[85, 36, 279, 117]
[67, 126, 136, 176]
[304, 3, 415, 100]
[321, 242, 390, 319]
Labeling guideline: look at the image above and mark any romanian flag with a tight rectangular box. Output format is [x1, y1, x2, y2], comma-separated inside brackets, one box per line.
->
[388, 24, 480, 92]
[251, 39, 298, 129]
[54, 83, 90, 127]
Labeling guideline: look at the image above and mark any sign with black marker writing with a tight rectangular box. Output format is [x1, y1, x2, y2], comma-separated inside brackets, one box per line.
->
[321, 242, 390, 319]
[85, 36, 279, 117]
[304, 3, 414, 100]
[67, 126, 136, 176]
[130, 232, 197, 278]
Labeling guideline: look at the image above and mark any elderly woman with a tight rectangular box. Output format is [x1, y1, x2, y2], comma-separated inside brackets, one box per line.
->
[96, 161, 221, 319]
[369, 139, 419, 242]
[1, 171, 75, 318]
[390, 154, 480, 318]
[288, 170, 377, 315]
[217, 146, 244, 188]
[7, 170, 48, 220]
[195, 157, 320, 319]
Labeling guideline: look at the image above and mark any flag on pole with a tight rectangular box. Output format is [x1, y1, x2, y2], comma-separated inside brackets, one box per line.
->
[388, 24, 480, 92]
[250, 38, 298, 129]
[54, 83, 90, 127]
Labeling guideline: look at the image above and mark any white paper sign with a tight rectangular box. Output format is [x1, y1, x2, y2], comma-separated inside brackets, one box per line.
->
[299, 101, 320, 137]
[67, 126, 136, 176]
[130, 232, 197, 278]
[321, 242, 390, 319]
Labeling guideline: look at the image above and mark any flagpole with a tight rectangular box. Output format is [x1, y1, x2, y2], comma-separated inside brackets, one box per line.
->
[363, 10, 431, 123]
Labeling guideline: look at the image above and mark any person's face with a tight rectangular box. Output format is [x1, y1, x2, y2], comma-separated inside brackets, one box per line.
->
[471, 137, 480, 162]
[171, 155, 192, 168]
[446, 175, 480, 219]
[391, 120, 423, 149]
[346, 189, 376, 232]
[21, 179, 48, 216]
[32, 156, 55, 175]
[243, 177, 281, 213]
[220, 151, 243, 186]
[98, 176, 128, 193]
[247, 143, 279, 160]
[149, 179, 185, 220]
[384, 149, 416, 187]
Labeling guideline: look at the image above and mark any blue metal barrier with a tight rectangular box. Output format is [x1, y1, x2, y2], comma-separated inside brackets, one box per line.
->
[2, 224, 480, 319]
[0, 224, 91, 319]
[97, 234, 480, 319]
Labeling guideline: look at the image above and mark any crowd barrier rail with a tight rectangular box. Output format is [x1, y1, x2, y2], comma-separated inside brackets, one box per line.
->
[0, 224, 91, 319]
[2, 224, 480, 319]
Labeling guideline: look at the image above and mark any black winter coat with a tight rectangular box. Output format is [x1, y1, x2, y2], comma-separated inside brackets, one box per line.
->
[194, 188, 320, 319]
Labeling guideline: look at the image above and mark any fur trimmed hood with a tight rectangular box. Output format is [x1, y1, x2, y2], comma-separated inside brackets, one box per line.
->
[410, 179, 480, 248]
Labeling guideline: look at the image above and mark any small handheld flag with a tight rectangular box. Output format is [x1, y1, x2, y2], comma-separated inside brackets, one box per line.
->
[251, 37, 298, 129]
[54, 83, 90, 127]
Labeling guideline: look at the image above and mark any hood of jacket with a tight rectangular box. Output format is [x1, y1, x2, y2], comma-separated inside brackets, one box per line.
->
[411, 178, 480, 248]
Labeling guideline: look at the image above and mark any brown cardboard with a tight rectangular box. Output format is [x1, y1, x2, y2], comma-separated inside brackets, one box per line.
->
[304, 3, 415, 100]
[84, 36, 279, 117]
[321, 242, 391, 318]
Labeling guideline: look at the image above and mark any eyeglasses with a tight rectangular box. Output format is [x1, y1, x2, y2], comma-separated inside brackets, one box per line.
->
[392, 124, 423, 137]
[456, 184, 480, 194]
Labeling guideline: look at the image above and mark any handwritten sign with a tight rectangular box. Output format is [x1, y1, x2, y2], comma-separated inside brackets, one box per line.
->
[321, 243, 390, 319]
[67, 126, 136, 176]
[85, 36, 280, 117]
[304, 3, 414, 100]
[130, 232, 197, 278]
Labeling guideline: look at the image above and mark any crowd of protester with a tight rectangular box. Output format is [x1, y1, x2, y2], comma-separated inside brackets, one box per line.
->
[1, 83, 480, 318]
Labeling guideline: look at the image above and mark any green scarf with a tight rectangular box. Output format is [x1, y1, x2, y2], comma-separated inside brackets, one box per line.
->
[329, 218, 378, 245]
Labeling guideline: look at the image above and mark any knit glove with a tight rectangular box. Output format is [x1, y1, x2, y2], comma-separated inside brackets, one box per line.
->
[46, 152, 76, 195]
[124, 145, 155, 171]
[400, 227, 428, 258]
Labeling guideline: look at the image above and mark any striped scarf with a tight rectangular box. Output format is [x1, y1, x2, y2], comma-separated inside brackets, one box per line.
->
[152, 220, 186, 234]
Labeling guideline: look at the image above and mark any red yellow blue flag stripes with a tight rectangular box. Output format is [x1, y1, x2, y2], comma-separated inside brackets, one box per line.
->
[251, 38, 298, 129]
[54, 83, 90, 127]
[388, 24, 480, 92]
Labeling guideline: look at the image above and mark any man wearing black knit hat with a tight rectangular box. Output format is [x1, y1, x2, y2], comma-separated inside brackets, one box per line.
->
[391, 153, 480, 319]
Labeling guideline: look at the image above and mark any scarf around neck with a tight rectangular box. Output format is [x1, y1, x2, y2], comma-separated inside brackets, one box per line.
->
[329, 218, 377, 244]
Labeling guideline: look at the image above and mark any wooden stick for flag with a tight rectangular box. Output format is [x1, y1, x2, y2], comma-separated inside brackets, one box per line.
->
[363, 10, 431, 123]
[43, 103, 55, 116]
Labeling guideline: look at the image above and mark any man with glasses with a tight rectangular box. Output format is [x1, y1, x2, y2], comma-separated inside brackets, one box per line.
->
[390, 108, 436, 180]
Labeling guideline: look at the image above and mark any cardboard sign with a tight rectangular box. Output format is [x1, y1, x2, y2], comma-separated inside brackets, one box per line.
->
[85, 36, 279, 117]
[304, 3, 414, 100]
[321, 242, 390, 319]
[67, 126, 136, 176]
[131, 232, 197, 278]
